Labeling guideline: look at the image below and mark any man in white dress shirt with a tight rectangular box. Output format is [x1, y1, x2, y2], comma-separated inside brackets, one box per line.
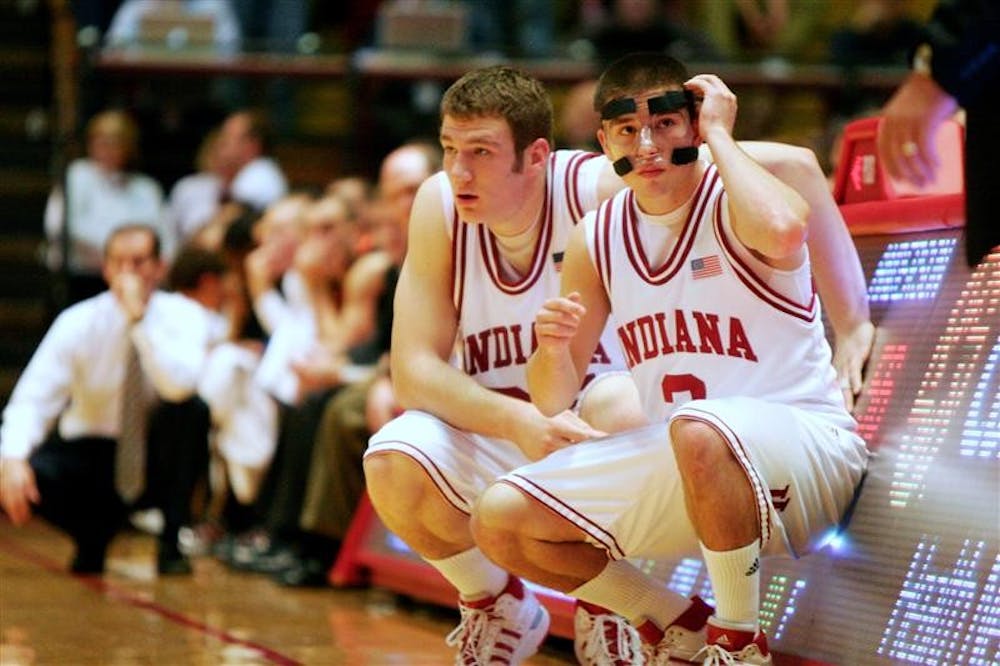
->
[0, 225, 213, 575]
[44, 110, 167, 305]
[216, 109, 288, 212]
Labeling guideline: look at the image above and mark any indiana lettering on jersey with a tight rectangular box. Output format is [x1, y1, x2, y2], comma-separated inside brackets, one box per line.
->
[617, 309, 758, 368]
[464, 323, 612, 375]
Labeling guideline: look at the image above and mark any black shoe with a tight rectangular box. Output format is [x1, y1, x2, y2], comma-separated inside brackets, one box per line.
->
[273, 557, 329, 588]
[157, 551, 193, 575]
[242, 544, 298, 574]
[70, 552, 106, 575]
[70, 539, 109, 575]
[218, 529, 272, 569]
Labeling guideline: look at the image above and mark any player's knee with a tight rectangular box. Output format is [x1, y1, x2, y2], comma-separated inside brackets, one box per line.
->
[669, 417, 730, 481]
[363, 453, 419, 516]
[579, 373, 647, 433]
[472, 483, 529, 562]
[473, 483, 524, 532]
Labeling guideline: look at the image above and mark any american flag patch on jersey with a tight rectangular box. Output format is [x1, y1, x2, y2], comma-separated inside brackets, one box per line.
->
[690, 254, 722, 279]
[552, 251, 564, 272]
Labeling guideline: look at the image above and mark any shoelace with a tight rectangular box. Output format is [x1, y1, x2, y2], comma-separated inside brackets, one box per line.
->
[693, 644, 742, 666]
[643, 633, 684, 666]
[446, 604, 505, 664]
[580, 614, 642, 665]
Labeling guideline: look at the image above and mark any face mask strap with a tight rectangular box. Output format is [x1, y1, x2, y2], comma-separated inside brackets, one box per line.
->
[602, 90, 700, 173]
[646, 90, 691, 115]
[600, 97, 637, 120]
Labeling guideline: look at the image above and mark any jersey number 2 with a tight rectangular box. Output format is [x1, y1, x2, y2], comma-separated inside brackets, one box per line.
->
[661, 373, 707, 403]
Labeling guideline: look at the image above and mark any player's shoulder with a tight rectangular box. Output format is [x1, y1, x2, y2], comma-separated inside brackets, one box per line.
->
[410, 172, 450, 222]
[550, 149, 606, 173]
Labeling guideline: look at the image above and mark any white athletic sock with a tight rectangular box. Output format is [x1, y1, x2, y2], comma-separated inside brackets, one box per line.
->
[700, 541, 760, 631]
[426, 547, 510, 602]
[570, 559, 690, 629]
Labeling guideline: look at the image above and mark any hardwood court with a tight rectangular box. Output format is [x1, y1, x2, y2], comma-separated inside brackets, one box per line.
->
[0, 518, 576, 665]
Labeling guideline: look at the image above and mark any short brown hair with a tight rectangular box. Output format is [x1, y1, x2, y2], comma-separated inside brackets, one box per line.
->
[441, 66, 553, 155]
[593, 53, 690, 114]
[87, 109, 140, 164]
[104, 223, 161, 259]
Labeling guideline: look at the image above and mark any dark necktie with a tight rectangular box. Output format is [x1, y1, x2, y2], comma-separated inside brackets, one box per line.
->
[116, 339, 147, 502]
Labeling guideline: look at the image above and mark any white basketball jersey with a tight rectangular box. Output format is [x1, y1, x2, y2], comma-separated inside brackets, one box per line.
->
[585, 163, 852, 427]
[445, 150, 625, 400]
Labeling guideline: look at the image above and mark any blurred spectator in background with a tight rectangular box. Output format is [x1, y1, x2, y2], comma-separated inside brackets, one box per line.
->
[231, 0, 307, 52]
[294, 140, 442, 587]
[45, 109, 167, 308]
[829, 0, 922, 67]
[582, 0, 723, 67]
[464, 0, 555, 58]
[695, 0, 827, 63]
[876, 0, 999, 267]
[222, 193, 360, 583]
[167, 128, 238, 246]
[215, 109, 288, 212]
[828, 0, 923, 117]
[167, 244, 233, 345]
[1, 225, 211, 576]
[230, 0, 311, 137]
[326, 175, 374, 220]
[243, 193, 310, 336]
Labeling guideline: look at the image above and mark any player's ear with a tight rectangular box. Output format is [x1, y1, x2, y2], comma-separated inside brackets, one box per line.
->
[525, 137, 550, 170]
[597, 126, 609, 155]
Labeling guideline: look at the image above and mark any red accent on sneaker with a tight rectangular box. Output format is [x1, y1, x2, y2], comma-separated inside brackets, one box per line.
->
[576, 600, 613, 616]
[706, 624, 770, 655]
[636, 619, 664, 646]
[462, 576, 524, 609]
[672, 595, 715, 632]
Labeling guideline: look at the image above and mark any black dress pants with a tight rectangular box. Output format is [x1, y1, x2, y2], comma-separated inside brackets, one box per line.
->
[28, 396, 210, 566]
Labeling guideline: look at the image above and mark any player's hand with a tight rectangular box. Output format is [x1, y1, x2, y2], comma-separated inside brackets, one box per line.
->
[833, 320, 876, 413]
[512, 404, 606, 461]
[685, 74, 737, 138]
[0, 457, 39, 526]
[534, 293, 586, 351]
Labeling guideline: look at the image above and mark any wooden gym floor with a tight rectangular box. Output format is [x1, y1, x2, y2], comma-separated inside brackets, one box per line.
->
[0, 518, 576, 665]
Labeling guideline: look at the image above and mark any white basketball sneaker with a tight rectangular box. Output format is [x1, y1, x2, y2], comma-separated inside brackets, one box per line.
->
[573, 600, 645, 665]
[446, 576, 550, 665]
[642, 596, 715, 665]
[695, 623, 772, 665]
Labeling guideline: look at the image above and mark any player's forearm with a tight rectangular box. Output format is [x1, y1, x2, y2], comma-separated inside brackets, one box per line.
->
[808, 217, 870, 339]
[391, 349, 538, 440]
[526, 346, 582, 417]
[706, 126, 809, 259]
[765, 145, 871, 334]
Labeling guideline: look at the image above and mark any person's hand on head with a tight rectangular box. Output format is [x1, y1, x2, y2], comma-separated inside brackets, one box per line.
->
[685, 74, 737, 139]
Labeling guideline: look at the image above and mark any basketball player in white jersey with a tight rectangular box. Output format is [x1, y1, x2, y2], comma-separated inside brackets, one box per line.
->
[470, 53, 869, 665]
[364, 64, 872, 665]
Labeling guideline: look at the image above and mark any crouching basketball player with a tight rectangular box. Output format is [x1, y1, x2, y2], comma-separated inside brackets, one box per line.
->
[472, 52, 869, 665]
